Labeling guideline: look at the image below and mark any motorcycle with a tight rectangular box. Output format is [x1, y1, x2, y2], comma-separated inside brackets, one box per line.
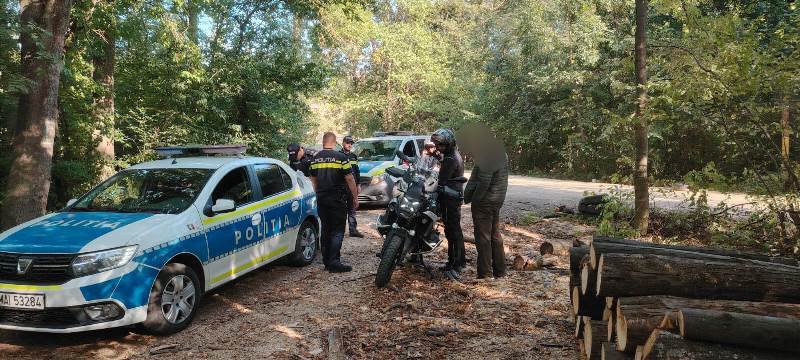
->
[374, 150, 465, 287]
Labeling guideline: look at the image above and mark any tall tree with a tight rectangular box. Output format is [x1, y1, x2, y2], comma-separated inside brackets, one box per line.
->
[631, 0, 649, 234]
[92, 0, 116, 179]
[2, 0, 73, 229]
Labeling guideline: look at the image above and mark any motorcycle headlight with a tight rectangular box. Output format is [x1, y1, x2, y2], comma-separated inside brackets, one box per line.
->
[399, 197, 421, 212]
[72, 246, 138, 277]
[370, 174, 385, 185]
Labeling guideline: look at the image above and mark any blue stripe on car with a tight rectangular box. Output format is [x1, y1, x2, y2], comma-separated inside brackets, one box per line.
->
[0, 212, 153, 253]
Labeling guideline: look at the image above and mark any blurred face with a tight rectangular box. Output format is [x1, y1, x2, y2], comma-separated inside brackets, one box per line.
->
[343, 142, 353, 152]
[436, 143, 447, 153]
[297, 148, 305, 159]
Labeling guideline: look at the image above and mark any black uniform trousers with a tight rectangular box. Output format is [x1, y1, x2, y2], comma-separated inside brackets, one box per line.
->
[441, 197, 465, 268]
[473, 204, 506, 278]
[318, 193, 347, 267]
[346, 189, 358, 234]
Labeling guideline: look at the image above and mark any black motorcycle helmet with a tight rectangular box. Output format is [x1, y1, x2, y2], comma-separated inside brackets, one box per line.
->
[431, 128, 456, 153]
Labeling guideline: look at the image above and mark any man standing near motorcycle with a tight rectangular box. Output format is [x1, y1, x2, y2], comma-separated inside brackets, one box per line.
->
[310, 132, 359, 273]
[431, 128, 466, 273]
[464, 135, 509, 279]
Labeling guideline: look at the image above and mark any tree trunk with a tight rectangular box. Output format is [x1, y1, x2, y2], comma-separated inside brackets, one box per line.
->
[292, 13, 303, 59]
[615, 296, 800, 353]
[631, 0, 649, 235]
[678, 308, 800, 353]
[642, 330, 795, 360]
[584, 319, 608, 360]
[2, 0, 73, 230]
[186, 0, 199, 44]
[589, 240, 798, 269]
[596, 253, 800, 302]
[602, 342, 632, 360]
[92, 7, 115, 179]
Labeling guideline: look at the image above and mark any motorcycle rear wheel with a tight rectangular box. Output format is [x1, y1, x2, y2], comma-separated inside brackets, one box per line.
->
[375, 232, 405, 288]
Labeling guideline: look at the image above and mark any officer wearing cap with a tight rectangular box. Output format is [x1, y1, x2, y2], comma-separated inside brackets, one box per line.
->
[287, 143, 313, 177]
[310, 132, 359, 273]
[341, 135, 364, 238]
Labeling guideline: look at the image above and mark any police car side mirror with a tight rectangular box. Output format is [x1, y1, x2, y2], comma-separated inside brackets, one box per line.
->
[211, 199, 236, 214]
[66, 198, 78, 207]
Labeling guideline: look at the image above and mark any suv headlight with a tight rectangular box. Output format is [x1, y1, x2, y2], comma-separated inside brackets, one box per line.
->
[72, 246, 138, 277]
[370, 174, 385, 185]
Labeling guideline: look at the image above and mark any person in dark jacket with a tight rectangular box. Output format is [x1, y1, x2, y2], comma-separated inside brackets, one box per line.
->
[464, 137, 509, 279]
[287, 143, 313, 177]
[341, 135, 364, 238]
[431, 128, 466, 273]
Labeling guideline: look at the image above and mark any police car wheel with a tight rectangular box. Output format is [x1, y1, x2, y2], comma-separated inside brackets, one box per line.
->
[141, 263, 201, 335]
[287, 221, 318, 267]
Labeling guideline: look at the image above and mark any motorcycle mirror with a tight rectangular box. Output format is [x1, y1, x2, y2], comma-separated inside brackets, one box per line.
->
[395, 149, 412, 163]
[385, 166, 405, 177]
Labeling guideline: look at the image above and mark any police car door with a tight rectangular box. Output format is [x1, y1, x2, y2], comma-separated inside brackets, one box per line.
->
[201, 166, 259, 287]
[253, 163, 301, 255]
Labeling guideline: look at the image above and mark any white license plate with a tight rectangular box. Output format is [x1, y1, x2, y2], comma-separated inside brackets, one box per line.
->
[0, 292, 45, 310]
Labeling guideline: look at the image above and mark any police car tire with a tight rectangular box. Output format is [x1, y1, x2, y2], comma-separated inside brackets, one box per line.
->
[141, 263, 202, 335]
[286, 220, 318, 267]
[375, 232, 404, 288]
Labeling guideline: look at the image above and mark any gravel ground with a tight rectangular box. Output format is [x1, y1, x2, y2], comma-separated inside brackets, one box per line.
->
[0, 204, 586, 359]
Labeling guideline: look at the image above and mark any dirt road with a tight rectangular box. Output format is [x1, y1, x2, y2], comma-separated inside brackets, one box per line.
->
[500, 175, 754, 218]
[0, 205, 585, 359]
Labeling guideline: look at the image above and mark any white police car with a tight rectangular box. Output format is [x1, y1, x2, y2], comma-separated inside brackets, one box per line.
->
[0, 145, 319, 334]
[353, 131, 429, 206]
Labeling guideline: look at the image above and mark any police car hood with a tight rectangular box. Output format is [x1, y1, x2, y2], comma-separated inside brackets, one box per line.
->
[358, 161, 394, 177]
[0, 211, 166, 254]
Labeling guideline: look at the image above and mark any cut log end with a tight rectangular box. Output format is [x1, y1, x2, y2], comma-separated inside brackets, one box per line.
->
[590, 244, 598, 269]
[574, 312, 584, 338]
[581, 264, 590, 295]
[634, 346, 643, 360]
[571, 287, 580, 317]
[615, 302, 629, 352]
[595, 255, 604, 297]
[607, 317, 614, 343]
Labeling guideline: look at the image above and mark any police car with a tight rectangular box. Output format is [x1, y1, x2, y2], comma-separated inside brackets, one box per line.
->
[0, 145, 319, 334]
[353, 131, 429, 206]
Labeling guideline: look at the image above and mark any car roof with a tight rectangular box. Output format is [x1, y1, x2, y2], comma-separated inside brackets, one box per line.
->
[357, 135, 429, 142]
[129, 156, 279, 170]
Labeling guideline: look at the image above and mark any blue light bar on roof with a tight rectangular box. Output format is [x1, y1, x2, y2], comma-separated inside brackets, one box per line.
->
[154, 144, 247, 158]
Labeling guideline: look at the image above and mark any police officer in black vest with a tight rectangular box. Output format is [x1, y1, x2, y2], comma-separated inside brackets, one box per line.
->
[287, 143, 313, 177]
[431, 128, 466, 273]
[310, 132, 359, 273]
[341, 135, 364, 238]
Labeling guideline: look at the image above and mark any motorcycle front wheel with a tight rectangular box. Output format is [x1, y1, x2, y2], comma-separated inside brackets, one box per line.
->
[375, 231, 405, 288]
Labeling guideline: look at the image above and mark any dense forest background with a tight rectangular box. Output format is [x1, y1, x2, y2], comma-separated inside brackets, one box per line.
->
[0, 0, 797, 209]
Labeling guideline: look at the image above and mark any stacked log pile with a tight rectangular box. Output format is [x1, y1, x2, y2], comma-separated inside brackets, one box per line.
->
[569, 236, 800, 359]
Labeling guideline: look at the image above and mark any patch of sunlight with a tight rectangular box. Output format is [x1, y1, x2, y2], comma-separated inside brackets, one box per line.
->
[272, 324, 304, 340]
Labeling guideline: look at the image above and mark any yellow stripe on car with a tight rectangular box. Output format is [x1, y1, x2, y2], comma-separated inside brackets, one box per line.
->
[210, 245, 289, 284]
[367, 163, 394, 177]
[202, 190, 301, 226]
[0, 283, 62, 291]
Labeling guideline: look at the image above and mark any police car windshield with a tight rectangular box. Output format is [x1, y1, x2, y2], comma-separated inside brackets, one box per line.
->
[70, 168, 212, 214]
[353, 140, 402, 161]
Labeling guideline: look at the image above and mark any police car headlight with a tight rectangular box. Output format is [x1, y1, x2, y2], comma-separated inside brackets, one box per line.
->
[72, 246, 138, 277]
